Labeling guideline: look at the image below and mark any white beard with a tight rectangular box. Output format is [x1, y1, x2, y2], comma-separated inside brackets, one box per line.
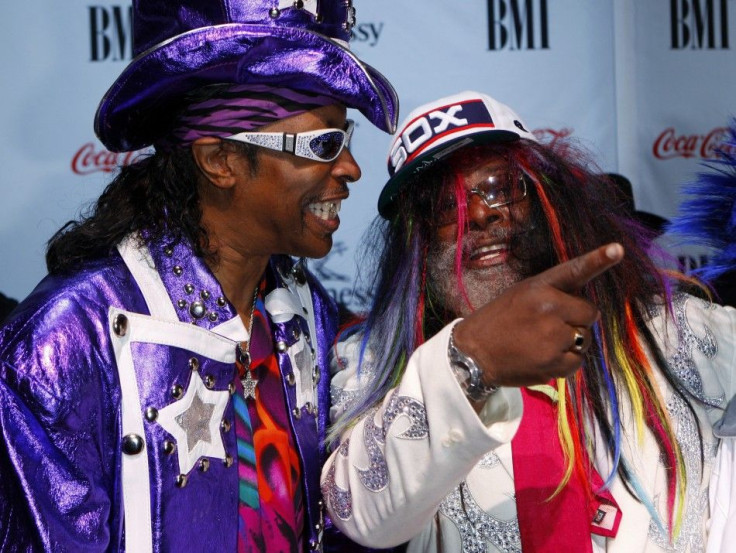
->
[426, 235, 525, 318]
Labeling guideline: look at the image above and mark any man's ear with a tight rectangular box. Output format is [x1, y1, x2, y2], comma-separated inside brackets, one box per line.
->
[191, 137, 241, 189]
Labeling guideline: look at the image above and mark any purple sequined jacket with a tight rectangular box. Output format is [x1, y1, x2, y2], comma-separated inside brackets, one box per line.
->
[0, 235, 338, 552]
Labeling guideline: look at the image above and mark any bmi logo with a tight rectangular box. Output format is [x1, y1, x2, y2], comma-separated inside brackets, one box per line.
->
[671, 0, 730, 49]
[486, 0, 550, 51]
[89, 5, 133, 62]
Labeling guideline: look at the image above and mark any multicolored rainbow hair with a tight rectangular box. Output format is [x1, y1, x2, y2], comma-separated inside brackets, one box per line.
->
[329, 138, 709, 542]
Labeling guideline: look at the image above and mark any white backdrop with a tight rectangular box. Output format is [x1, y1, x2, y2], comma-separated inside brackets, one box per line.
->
[2, 0, 735, 310]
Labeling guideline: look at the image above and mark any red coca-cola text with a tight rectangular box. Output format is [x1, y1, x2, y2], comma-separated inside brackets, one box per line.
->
[71, 143, 146, 175]
[653, 127, 734, 160]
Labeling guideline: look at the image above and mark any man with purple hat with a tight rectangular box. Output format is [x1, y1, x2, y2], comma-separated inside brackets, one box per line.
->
[321, 91, 736, 551]
[0, 1, 397, 552]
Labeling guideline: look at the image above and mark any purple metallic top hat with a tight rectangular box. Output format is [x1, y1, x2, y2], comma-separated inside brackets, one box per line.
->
[94, 0, 399, 152]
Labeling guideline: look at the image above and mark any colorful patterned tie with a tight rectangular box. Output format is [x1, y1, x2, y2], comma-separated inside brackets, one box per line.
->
[234, 297, 305, 552]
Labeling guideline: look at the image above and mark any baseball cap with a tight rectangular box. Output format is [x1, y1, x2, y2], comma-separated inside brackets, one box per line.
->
[377, 90, 537, 218]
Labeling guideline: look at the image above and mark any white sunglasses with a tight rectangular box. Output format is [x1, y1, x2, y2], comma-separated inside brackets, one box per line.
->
[225, 120, 355, 163]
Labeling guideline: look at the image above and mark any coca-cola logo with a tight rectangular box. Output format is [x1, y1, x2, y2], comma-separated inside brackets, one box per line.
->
[652, 127, 736, 160]
[71, 143, 147, 175]
[533, 127, 573, 148]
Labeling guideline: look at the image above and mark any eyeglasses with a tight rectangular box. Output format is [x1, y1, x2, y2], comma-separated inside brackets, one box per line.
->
[225, 120, 355, 163]
[436, 172, 528, 226]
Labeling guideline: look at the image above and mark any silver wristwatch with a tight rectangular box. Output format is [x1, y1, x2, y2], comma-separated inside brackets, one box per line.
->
[448, 325, 499, 402]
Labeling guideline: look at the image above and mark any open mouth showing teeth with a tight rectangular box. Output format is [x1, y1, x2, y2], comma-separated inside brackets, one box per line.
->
[308, 200, 342, 220]
[469, 243, 506, 261]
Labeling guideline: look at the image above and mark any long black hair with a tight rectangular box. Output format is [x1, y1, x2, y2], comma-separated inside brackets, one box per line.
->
[46, 140, 257, 274]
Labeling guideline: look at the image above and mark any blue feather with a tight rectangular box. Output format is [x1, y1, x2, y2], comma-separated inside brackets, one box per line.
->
[667, 120, 736, 281]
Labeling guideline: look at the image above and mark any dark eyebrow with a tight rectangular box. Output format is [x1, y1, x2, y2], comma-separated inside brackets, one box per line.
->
[326, 117, 349, 131]
[325, 107, 349, 130]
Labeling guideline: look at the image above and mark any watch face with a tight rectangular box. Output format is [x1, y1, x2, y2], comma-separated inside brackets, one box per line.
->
[448, 343, 470, 383]
[449, 347, 471, 386]
[449, 337, 498, 400]
[449, 347, 477, 380]
[448, 326, 498, 400]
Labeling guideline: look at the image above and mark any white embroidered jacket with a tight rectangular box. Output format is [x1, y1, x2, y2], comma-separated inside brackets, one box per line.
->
[321, 295, 736, 553]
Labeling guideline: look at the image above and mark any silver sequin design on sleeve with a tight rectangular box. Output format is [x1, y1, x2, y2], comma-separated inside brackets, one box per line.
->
[358, 392, 429, 492]
[322, 392, 429, 520]
[322, 439, 353, 521]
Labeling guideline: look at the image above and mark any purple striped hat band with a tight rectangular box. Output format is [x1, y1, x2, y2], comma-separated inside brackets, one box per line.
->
[162, 84, 337, 147]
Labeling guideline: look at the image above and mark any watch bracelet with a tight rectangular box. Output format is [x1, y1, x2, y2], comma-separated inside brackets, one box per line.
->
[447, 324, 499, 402]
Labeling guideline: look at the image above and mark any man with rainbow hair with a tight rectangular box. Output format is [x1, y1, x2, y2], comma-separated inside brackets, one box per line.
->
[0, 1, 399, 551]
[320, 91, 736, 552]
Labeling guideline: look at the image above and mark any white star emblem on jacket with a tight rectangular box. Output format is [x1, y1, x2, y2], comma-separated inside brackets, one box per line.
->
[157, 371, 230, 474]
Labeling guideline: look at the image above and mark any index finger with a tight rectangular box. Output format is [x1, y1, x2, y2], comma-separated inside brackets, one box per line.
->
[536, 243, 624, 293]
